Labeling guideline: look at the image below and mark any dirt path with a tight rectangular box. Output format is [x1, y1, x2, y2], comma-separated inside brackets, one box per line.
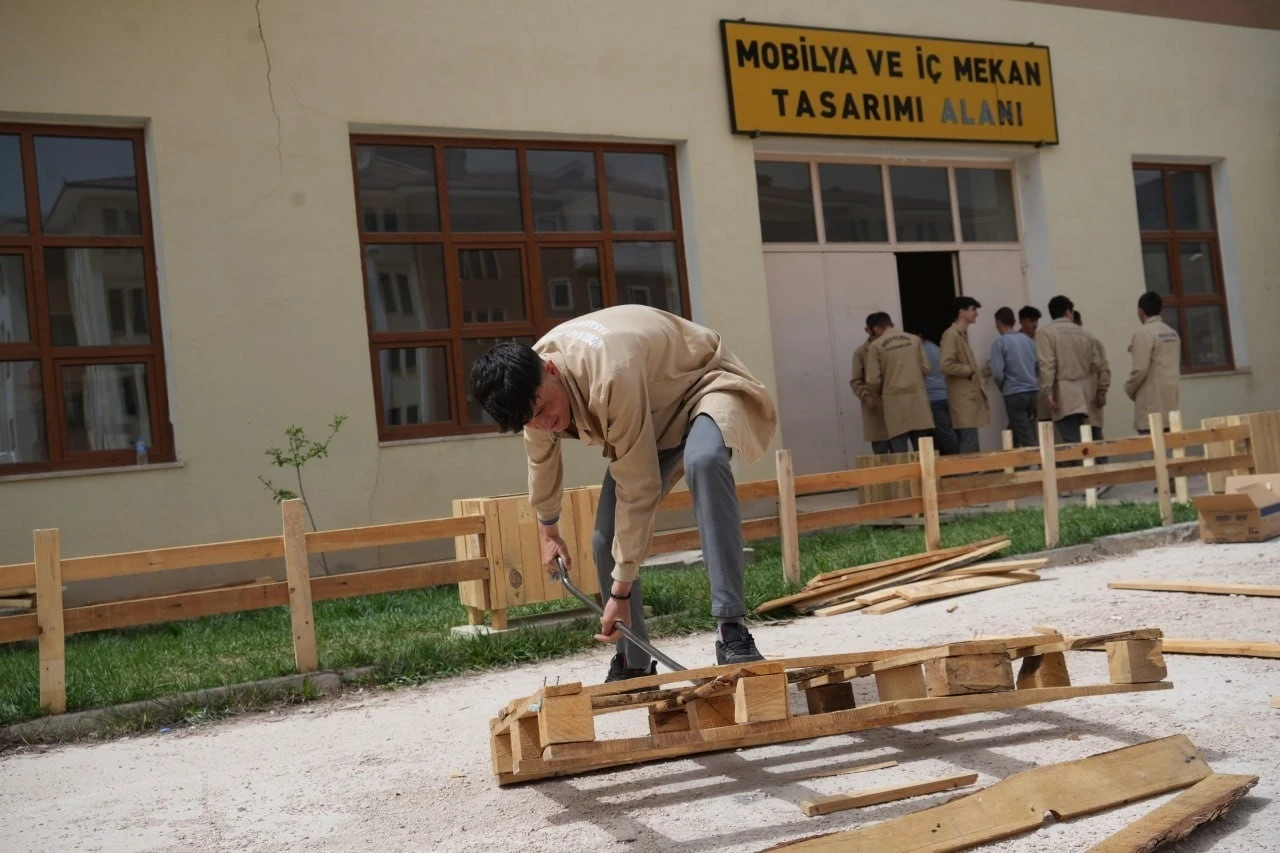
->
[1, 539, 1276, 852]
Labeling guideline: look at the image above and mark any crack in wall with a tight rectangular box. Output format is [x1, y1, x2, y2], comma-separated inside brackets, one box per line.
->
[255, 0, 284, 183]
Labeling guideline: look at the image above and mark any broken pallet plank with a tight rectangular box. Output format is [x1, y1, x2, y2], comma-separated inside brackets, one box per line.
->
[800, 772, 979, 817]
[803, 537, 1007, 588]
[762, 735, 1211, 851]
[897, 573, 1037, 604]
[1108, 580, 1280, 598]
[1071, 638, 1280, 659]
[1086, 773, 1259, 853]
[936, 557, 1048, 576]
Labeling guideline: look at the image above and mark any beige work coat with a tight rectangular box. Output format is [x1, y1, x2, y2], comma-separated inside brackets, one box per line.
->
[1087, 337, 1112, 429]
[1124, 317, 1181, 431]
[524, 306, 777, 582]
[850, 339, 889, 443]
[867, 329, 934, 439]
[939, 323, 989, 429]
[1037, 318, 1102, 421]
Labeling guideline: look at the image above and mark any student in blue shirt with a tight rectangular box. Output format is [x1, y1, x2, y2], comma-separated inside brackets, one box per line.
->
[921, 323, 960, 455]
[990, 306, 1040, 448]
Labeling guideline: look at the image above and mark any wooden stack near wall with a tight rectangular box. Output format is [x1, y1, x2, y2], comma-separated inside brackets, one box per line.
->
[855, 452, 921, 504]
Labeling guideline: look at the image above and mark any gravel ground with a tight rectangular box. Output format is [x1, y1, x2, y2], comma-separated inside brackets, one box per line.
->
[1, 538, 1276, 853]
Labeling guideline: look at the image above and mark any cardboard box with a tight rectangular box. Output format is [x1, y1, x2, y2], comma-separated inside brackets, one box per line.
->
[1192, 475, 1280, 543]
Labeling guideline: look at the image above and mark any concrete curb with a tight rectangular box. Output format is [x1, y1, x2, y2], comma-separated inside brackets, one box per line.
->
[1039, 521, 1200, 568]
[1, 665, 378, 746]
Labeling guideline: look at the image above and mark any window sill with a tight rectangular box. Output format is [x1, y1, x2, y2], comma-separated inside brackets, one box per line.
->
[1183, 368, 1251, 380]
[379, 431, 517, 448]
[0, 460, 186, 485]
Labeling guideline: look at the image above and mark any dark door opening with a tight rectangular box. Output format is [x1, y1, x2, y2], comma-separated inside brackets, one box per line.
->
[896, 252, 958, 345]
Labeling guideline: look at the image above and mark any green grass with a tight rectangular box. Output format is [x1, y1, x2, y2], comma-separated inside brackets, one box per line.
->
[0, 501, 1196, 729]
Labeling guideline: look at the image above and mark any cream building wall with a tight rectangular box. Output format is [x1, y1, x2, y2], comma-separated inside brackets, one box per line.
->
[0, 0, 1277, 574]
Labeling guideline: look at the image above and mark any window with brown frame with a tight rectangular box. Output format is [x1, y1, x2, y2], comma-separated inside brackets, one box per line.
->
[1132, 164, 1233, 372]
[0, 125, 171, 474]
[351, 137, 690, 439]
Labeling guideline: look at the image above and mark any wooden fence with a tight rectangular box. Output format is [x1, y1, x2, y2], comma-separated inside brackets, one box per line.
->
[0, 410, 1263, 716]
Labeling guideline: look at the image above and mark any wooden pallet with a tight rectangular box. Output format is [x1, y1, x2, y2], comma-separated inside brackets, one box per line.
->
[488, 628, 1171, 785]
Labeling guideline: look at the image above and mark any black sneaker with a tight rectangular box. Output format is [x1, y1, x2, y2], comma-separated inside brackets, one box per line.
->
[716, 622, 765, 665]
[605, 653, 657, 684]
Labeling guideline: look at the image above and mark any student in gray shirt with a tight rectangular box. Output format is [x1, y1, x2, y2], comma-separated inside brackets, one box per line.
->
[990, 306, 1040, 448]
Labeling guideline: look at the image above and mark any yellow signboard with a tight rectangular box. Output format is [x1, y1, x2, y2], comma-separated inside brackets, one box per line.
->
[720, 20, 1058, 145]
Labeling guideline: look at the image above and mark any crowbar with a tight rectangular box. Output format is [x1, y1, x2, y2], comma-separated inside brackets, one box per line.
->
[553, 556, 687, 673]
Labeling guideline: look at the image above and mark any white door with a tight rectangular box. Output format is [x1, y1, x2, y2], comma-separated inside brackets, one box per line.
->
[958, 249, 1028, 452]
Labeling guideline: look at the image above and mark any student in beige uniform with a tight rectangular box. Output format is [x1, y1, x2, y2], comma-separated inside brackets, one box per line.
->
[471, 306, 778, 682]
[1126, 291, 1182, 434]
[940, 296, 989, 453]
[1037, 295, 1103, 447]
[1072, 310, 1111, 440]
[865, 313, 934, 453]
[851, 317, 891, 454]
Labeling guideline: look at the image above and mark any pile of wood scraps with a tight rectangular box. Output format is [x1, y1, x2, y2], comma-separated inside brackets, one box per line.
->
[0, 586, 35, 613]
[755, 536, 1046, 617]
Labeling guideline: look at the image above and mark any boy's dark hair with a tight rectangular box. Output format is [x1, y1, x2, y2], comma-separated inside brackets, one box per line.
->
[994, 306, 1016, 327]
[953, 296, 981, 316]
[1018, 305, 1042, 321]
[1073, 311, 1084, 325]
[1138, 291, 1164, 317]
[865, 311, 892, 331]
[469, 342, 544, 433]
[1047, 295, 1074, 319]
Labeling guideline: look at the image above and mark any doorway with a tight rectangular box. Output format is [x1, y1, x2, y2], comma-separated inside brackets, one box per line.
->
[895, 252, 958, 343]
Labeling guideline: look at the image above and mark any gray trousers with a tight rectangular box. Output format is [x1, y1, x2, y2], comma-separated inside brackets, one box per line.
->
[1004, 392, 1039, 448]
[955, 428, 980, 454]
[594, 414, 744, 668]
[929, 400, 960, 455]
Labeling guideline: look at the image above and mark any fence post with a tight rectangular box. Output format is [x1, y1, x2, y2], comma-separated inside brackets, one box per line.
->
[1168, 410, 1188, 502]
[1081, 424, 1098, 509]
[1038, 421, 1059, 549]
[1001, 430, 1017, 512]
[34, 528, 65, 714]
[282, 499, 319, 672]
[918, 436, 942, 551]
[775, 449, 800, 585]
[1149, 413, 1173, 526]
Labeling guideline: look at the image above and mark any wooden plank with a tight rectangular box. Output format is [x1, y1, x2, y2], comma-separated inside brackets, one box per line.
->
[1039, 421, 1060, 548]
[311, 558, 489, 600]
[934, 447, 1041, 477]
[1086, 773, 1259, 853]
[800, 772, 979, 817]
[63, 583, 289, 635]
[1247, 410, 1280, 474]
[1168, 411, 1189, 503]
[1002, 430, 1018, 511]
[777, 449, 800, 585]
[936, 558, 1048, 576]
[919, 436, 941, 551]
[651, 514, 781, 554]
[761, 735, 1210, 852]
[734, 673, 790, 723]
[1106, 639, 1167, 685]
[0, 598, 33, 610]
[897, 573, 1034, 604]
[787, 759, 898, 782]
[795, 462, 921, 497]
[1150, 413, 1173, 525]
[1019, 629, 1164, 658]
[0, 562, 36, 592]
[1108, 580, 1280, 598]
[806, 537, 1006, 587]
[514, 683, 1174, 785]
[305, 515, 486, 553]
[924, 654, 1015, 696]
[1165, 423, 1250, 450]
[863, 598, 911, 614]
[454, 499, 488, 612]
[936, 479, 1045, 512]
[35, 529, 65, 714]
[1054, 434, 1155, 464]
[281, 499, 318, 673]
[1083, 424, 1099, 508]
[58, 536, 285, 583]
[794, 497, 924, 533]
[0, 612, 39, 643]
[1016, 652, 1071, 689]
[538, 692, 595, 746]
[496, 497, 526, 608]
[1160, 640, 1280, 659]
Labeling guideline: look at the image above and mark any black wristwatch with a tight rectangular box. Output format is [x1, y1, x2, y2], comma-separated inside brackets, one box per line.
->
[609, 590, 631, 600]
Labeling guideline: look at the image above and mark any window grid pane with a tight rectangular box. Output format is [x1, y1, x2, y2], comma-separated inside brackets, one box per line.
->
[818, 164, 887, 243]
[890, 166, 954, 243]
[755, 161, 817, 243]
[955, 168, 1017, 242]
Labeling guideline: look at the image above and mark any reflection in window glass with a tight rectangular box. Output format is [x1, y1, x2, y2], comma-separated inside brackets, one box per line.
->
[0, 361, 47, 463]
[62, 363, 151, 452]
[1185, 305, 1229, 369]
[446, 148, 522, 232]
[0, 255, 31, 342]
[755, 161, 817, 243]
[604, 152, 673, 232]
[529, 151, 600, 231]
[890, 167, 953, 242]
[541, 247, 600, 321]
[1171, 171, 1213, 232]
[955, 168, 1017, 242]
[459, 248, 524, 322]
[819, 164, 886, 243]
[355, 145, 439, 232]
[0, 135, 25, 234]
[1179, 242, 1216, 295]
[462, 337, 535, 425]
[35, 136, 140, 236]
[379, 347, 451, 425]
[1161, 308, 1180, 336]
[614, 242, 680, 314]
[364, 244, 449, 331]
[44, 248, 149, 346]
[1141, 244, 1171, 295]
[1133, 169, 1167, 231]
